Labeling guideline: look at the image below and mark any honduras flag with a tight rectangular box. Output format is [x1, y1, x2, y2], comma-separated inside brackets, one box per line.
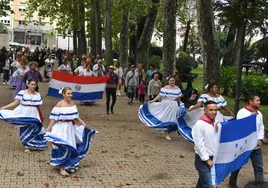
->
[211, 114, 257, 185]
[48, 71, 109, 100]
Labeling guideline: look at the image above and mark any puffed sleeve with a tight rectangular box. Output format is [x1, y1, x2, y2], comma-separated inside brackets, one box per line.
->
[14, 90, 24, 101]
[219, 95, 227, 107]
[197, 94, 208, 103]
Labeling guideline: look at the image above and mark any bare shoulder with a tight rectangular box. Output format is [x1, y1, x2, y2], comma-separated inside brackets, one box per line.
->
[164, 85, 169, 89]
[55, 100, 64, 107]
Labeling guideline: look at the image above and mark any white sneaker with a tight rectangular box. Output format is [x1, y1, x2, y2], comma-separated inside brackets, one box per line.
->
[165, 135, 172, 140]
[3, 82, 6, 85]
[118, 92, 121, 96]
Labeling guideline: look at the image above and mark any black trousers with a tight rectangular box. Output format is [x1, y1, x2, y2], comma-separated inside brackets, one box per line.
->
[106, 88, 116, 112]
[139, 94, 145, 104]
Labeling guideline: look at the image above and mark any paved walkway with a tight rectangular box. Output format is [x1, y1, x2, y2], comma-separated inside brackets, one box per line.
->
[0, 81, 267, 188]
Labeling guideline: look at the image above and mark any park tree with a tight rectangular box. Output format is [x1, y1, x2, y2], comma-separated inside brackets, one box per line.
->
[196, 0, 220, 87]
[162, 0, 177, 80]
[0, 0, 10, 17]
[105, 0, 113, 65]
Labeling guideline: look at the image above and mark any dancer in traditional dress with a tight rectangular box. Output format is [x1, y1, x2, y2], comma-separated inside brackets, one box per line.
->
[45, 87, 97, 177]
[138, 76, 182, 140]
[178, 82, 234, 142]
[79, 64, 97, 105]
[9, 52, 23, 87]
[12, 60, 28, 98]
[0, 79, 46, 151]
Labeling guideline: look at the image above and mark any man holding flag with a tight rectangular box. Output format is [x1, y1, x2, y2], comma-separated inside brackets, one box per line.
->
[192, 100, 219, 187]
[228, 94, 264, 188]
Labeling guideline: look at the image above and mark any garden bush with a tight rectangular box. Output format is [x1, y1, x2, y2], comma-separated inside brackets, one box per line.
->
[241, 75, 268, 104]
[175, 55, 198, 82]
[220, 66, 237, 95]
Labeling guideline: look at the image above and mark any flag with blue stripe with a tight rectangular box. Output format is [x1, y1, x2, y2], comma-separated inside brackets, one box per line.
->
[212, 115, 257, 185]
[48, 71, 109, 101]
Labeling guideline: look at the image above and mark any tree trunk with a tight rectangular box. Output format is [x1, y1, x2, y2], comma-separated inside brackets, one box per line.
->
[222, 23, 236, 66]
[196, 0, 220, 88]
[119, 7, 129, 69]
[233, 0, 247, 114]
[136, 0, 159, 69]
[94, 0, 102, 58]
[182, 20, 191, 52]
[73, 28, 78, 56]
[105, 0, 113, 66]
[90, 0, 96, 56]
[78, 0, 87, 54]
[163, 0, 176, 82]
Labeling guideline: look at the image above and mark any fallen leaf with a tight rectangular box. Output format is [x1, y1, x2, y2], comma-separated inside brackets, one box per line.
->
[119, 166, 124, 170]
[97, 180, 103, 185]
[37, 159, 47, 163]
[179, 155, 185, 158]
[126, 182, 133, 185]
[144, 159, 150, 162]
[44, 183, 49, 188]
[124, 154, 130, 158]
[115, 183, 123, 187]
[101, 150, 108, 154]
[17, 171, 24, 176]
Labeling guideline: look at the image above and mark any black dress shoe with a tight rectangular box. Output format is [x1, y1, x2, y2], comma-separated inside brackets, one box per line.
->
[106, 111, 110, 115]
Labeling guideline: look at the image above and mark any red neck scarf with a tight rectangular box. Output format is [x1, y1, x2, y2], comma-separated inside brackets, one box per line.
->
[244, 105, 258, 114]
[200, 114, 215, 126]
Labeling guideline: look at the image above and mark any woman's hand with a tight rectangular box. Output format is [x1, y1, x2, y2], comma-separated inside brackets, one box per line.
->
[148, 100, 154, 103]
[45, 127, 52, 132]
[0, 107, 5, 110]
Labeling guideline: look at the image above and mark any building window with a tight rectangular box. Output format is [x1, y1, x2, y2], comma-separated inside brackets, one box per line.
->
[19, 20, 25, 25]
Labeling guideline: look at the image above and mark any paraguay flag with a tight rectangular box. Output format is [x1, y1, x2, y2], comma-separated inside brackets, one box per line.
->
[48, 70, 109, 100]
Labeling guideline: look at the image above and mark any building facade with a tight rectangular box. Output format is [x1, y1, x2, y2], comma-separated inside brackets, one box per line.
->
[0, 0, 54, 48]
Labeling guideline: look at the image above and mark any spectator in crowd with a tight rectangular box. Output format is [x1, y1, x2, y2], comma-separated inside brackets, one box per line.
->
[135, 63, 146, 100]
[93, 60, 106, 76]
[148, 74, 161, 101]
[114, 62, 123, 96]
[152, 66, 163, 82]
[122, 63, 132, 93]
[58, 56, 72, 74]
[138, 80, 146, 104]
[44, 55, 54, 79]
[24, 61, 43, 92]
[2, 52, 12, 85]
[145, 65, 155, 84]
[125, 65, 139, 105]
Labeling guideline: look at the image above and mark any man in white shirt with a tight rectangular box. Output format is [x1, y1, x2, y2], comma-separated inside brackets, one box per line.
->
[228, 94, 264, 188]
[192, 100, 219, 188]
[44, 55, 54, 78]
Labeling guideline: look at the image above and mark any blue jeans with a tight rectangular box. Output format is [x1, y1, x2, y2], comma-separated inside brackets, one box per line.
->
[229, 148, 263, 186]
[195, 154, 213, 188]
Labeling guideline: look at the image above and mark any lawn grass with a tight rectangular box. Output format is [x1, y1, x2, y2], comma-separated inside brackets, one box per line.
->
[188, 65, 268, 128]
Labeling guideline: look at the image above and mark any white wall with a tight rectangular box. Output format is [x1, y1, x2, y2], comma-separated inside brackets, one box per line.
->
[0, 34, 9, 49]
[56, 35, 73, 50]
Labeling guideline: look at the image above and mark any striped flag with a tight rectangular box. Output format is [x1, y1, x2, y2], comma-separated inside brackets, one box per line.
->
[48, 70, 109, 100]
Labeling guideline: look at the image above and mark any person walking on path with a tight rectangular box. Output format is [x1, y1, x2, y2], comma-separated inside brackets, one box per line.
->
[138, 80, 146, 104]
[228, 94, 264, 188]
[148, 74, 161, 101]
[24, 61, 43, 92]
[192, 100, 219, 188]
[125, 65, 139, 105]
[105, 65, 119, 114]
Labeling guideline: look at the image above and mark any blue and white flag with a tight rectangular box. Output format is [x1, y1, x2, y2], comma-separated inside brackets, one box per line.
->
[48, 71, 109, 101]
[212, 115, 257, 185]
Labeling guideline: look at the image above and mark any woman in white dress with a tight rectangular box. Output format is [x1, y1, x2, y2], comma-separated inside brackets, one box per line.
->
[114, 62, 123, 96]
[177, 82, 234, 142]
[0, 79, 46, 151]
[138, 76, 182, 140]
[9, 54, 23, 87]
[45, 87, 97, 177]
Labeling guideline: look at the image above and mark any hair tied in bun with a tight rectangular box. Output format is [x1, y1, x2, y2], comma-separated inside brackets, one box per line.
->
[58, 87, 64, 95]
[204, 84, 209, 90]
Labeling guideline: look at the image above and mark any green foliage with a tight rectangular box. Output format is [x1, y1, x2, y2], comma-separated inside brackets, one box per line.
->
[149, 45, 162, 58]
[0, 0, 10, 17]
[148, 55, 162, 68]
[0, 22, 7, 34]
[220, 66, 237, 95]
[241, 75, 268, 104]
[175, 55, 198, 74]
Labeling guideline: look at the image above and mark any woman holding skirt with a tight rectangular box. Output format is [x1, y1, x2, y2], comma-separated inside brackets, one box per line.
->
[0, 79, 46, 151]
[138, 76, 182, 140]
[12, 61, 28, 98]
[45, 87, 97, 177]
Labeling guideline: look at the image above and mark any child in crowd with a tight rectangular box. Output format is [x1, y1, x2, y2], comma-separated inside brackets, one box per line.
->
[138, 81, 146, 104]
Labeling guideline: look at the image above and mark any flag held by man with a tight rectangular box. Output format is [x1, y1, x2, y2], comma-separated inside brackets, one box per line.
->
[48, 70, 109, 100]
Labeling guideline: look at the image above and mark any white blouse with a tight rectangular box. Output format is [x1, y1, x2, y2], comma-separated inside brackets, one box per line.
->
[159, 88, 182, 101]
[198, 93, 227, 109]
[79, 69, 97, 77]
[50, 105, 79, 121]
[15, 90, 43, 106]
